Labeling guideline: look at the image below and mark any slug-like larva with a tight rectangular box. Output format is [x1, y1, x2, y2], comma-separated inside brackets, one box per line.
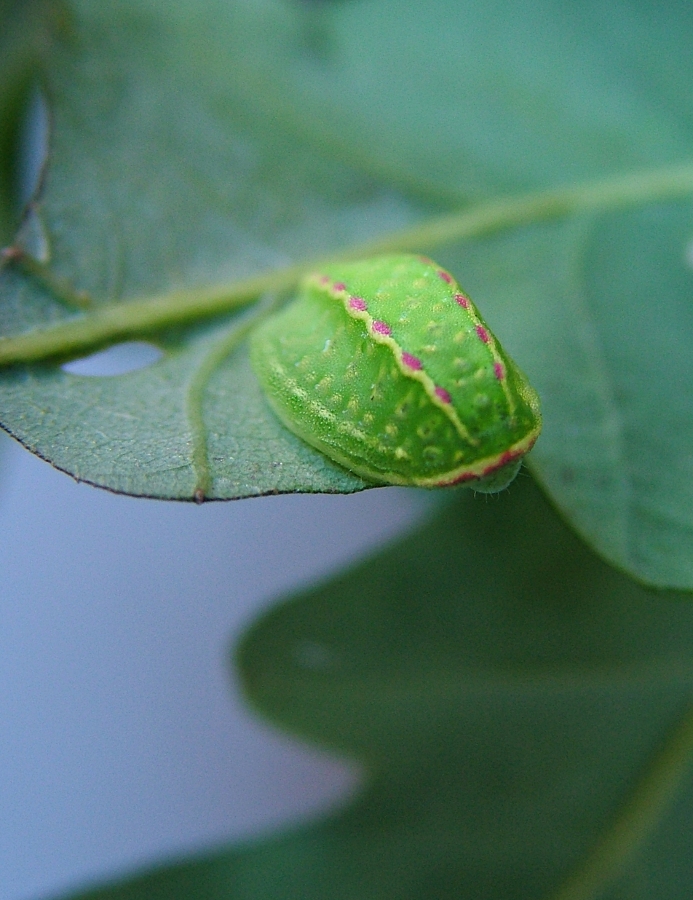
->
[250, 254, 541, 491]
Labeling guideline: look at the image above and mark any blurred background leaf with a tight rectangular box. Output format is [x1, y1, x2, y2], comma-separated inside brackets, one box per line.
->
[66, 476, 693, 900]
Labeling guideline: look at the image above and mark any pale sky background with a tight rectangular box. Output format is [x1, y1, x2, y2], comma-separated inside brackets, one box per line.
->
[0, 432, 429, 900]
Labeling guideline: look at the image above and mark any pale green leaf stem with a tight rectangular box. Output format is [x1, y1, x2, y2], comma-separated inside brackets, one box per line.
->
[4, 246, 93, 308]
[185, 297, 280, 502]
[550, 697, 693, 900]
[1, 162, 693, 367]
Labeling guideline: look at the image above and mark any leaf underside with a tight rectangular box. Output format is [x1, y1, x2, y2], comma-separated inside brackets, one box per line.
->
[67, 477, 693, 900]
[0, 0, 692, 588]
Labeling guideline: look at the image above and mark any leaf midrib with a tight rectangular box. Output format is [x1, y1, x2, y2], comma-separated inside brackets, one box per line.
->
[3, 160, 693, 366]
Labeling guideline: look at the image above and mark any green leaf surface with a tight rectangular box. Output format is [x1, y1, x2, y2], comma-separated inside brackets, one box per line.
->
[202, 0, 693, 199]
[0, 1, 692, 586]
[64, 477, 693, 900]
[437, 199, 693, 589]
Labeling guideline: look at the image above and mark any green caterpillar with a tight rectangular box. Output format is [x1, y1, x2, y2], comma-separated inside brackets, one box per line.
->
[250, 254, 541, 492]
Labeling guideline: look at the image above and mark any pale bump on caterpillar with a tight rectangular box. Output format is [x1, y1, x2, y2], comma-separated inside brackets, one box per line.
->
[250, 254, 541, 492]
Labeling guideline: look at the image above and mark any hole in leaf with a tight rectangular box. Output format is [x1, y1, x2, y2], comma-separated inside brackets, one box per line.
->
[61, 341, 163, 377]
[17, 87, 49, 209]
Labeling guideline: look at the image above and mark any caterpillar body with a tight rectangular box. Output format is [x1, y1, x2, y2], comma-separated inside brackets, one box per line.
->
[250, 254, 541, 492]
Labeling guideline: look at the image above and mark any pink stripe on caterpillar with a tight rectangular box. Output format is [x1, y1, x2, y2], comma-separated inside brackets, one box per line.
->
[438, 271, 453, 284]
[454, 293, 469, 308]
[372, 320, 391, 336]
[434, 386, 452, 404]
[444, 446, 528, 486]
[401, 352, 423, 371]
[498, 449, 520, 466]
[449, 471, 478, 485]
[494, 362, 505, 380]
[480, 449, 523, 478]
[349, 297, 367, 311]
[319, 275, 330, 285]
[476, 325, 490, 343]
